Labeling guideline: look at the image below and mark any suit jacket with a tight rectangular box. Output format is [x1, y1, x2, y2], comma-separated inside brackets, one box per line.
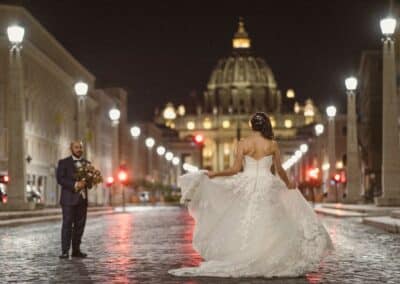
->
[56, 156, 89, 206]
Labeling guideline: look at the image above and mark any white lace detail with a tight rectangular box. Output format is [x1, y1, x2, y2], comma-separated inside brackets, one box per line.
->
[170, 155, 333, 278]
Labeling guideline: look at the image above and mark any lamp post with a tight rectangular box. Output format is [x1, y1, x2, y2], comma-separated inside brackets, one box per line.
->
[74, 81, 88, 141]
[375, 17, 400, 205]
[109, 107, 120, 204]
[165, 151, 173, 185]
[344, 77, 361, 203]
[156, 145, 166, 183]
[130, 125, 141, 179]
[6, 24, 32, 209]
[326, 105, 337, 202]
[145, 137, 155, 179]
[172, 156, 180, 185]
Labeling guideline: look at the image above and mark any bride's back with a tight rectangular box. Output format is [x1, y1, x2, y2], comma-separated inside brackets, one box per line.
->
[241, 135, 275, 160]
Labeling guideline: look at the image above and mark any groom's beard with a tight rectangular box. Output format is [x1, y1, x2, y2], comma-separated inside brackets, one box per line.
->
[72, 153, 83, 159]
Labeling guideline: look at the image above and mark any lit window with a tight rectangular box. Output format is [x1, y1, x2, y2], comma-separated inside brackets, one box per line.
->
[203, 118, 212, 129]
[270, 117, 276, 128]
[294, 102, 301, 113]
[224, 143, 230, 155]
[284, 119, 293, 128]
[336, 161, 344, 169]
[222, 120, 230, 128]
[187, 121, 195, 130]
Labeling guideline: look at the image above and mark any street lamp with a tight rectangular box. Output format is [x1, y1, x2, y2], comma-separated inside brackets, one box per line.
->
[109, 107, 120, 193]
[165, 151, 173, 161]
[326, 106, 337, 118]
[145, 137, 155, 178]
[300, 144, 308, 153]
[344, 76, 361, 203]
[7, 25, 24, 47]
[130, 125, 141, 179]
[156, 146, 166, 156]
[377, 16, 400, 205]
[130, 126, 141, 138]
[172, 157, 180, 166]
[74, 81, 88, 97]
[74, 81, 89, 145]
[109, 108, 121, 124]
[326, 105, 337, 202]
[6, 24, 29, 209]
[315, 123, 324, 136]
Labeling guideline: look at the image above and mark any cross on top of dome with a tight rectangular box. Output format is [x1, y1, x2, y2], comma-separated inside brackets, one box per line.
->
[232, 17, 251, 49]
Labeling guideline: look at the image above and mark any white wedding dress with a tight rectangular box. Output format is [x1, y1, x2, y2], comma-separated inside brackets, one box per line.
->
[169, 155, 333, 278]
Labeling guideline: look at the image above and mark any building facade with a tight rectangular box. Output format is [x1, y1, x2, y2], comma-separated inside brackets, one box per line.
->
[0, 5, 128, 207]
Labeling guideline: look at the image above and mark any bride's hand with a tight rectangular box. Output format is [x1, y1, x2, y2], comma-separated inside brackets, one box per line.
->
[287, 181, 296, 190]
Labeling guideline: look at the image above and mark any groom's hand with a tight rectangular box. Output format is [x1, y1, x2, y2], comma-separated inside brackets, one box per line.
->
[75, 181, 86, 191]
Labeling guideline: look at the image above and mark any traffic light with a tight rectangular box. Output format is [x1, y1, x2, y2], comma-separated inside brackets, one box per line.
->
[118, 167, 128, 186]
[333, 174, 341, 183]
[106, 176, 114, 187]
[307, 167, 320, 180]
[0, 175, 9, 184]
[194, 134, 204, 145]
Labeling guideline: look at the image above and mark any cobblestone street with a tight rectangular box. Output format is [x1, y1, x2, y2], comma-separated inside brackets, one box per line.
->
[0, 206, 399, 283]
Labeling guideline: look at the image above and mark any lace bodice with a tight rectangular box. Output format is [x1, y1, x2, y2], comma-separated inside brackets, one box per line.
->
[242, 155, 273, 176]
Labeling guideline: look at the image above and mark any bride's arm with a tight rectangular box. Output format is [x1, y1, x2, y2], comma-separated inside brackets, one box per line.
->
[207, 141, 244, 178]
[272, 141, 295, 189]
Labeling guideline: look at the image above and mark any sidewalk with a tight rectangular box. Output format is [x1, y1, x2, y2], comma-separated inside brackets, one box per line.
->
[0, 206, 114, 227]
[314, 203, 400, 233]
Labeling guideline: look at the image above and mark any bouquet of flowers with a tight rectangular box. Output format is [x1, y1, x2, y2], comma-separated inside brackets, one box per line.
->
[74, 161, 103, 195]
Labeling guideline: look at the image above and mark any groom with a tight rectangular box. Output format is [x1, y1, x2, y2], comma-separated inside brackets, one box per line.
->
[56, 141, 89, 259]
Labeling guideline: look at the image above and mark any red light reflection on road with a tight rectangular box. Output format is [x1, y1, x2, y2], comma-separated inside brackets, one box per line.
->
[180, 212, 202, 267]
[105, 214, 134, 283]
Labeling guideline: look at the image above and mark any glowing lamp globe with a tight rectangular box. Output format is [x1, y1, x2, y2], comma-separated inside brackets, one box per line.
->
[145, 137, 155, 149]
[109, 108, 121, 121]
[380, 17, 397, 36]
[345, 77, 358, 91]
[7, 25, 25, 44]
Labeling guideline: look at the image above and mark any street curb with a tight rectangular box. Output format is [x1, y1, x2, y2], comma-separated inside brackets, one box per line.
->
[0, 206, 113, 220]
[0, 210, 114, 228]
[362, 216, 400, 233]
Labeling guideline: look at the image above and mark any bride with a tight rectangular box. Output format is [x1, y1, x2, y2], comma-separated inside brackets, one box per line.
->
[169, 112, 333, 278]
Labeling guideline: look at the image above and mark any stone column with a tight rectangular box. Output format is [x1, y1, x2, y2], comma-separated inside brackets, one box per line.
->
[375, 37, 400, 206]
[5, 48, 33, 210]
[344, 90, 361, 203]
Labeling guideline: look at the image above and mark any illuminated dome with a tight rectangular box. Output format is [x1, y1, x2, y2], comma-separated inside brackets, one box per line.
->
[204, 19, 280, 114]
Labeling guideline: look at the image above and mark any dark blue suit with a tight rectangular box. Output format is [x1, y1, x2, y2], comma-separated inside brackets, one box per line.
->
[56, 156, 89, 254]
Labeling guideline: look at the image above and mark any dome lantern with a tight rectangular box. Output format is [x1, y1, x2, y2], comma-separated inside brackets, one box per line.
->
[232, 17, 251, 50]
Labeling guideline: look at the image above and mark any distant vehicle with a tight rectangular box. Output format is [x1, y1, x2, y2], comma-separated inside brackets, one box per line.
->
[0, 174, 9, 204]
[0, 173, 42, 204]
[139, 191, 150, 203]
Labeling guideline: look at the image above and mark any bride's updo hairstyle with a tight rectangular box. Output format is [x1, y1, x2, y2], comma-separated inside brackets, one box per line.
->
[250, 112, 274, 140]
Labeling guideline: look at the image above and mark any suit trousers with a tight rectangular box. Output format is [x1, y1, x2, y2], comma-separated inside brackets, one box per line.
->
[61, 201, 87, 253]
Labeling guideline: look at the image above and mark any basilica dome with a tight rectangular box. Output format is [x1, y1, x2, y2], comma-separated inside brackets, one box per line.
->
[204, 19, 280, 114]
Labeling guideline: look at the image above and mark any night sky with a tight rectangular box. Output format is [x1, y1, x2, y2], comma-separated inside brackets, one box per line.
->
[1, 0, 393, 121]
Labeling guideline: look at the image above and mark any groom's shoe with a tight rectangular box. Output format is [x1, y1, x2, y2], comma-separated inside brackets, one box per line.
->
[72, 251, 87, 258]
[59, 252, 69, 259]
